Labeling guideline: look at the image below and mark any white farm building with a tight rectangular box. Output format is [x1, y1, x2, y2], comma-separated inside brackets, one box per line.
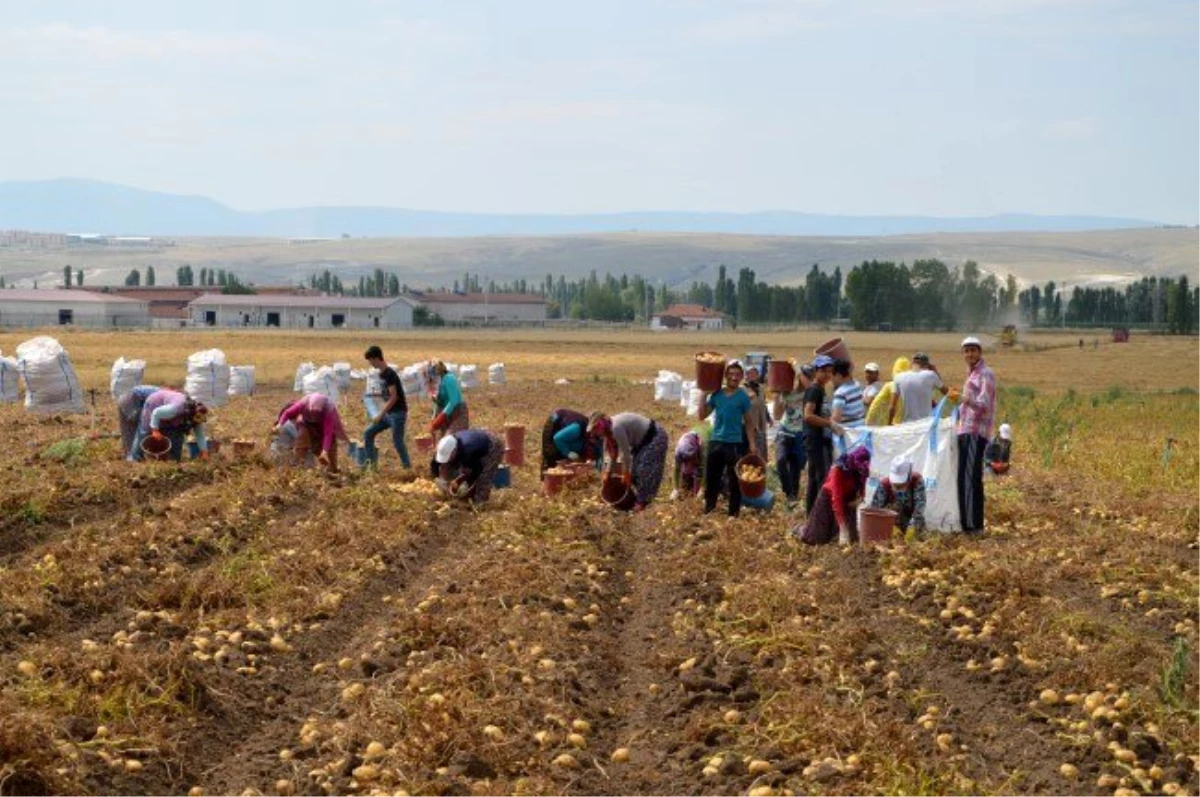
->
[0, 289, 149, 329]
[410, 292, 548, 324]
[188, 294, 416, 330]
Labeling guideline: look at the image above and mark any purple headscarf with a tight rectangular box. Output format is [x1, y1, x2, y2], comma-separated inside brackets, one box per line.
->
[835, 446, 872, 483]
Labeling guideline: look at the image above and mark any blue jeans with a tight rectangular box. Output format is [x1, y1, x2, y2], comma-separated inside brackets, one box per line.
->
[364, 411, 411, 467]
[775, 432, 807, 501]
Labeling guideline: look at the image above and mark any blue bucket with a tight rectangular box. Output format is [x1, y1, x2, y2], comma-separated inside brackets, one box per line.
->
[492, 465, 512, 489]
[742, 488, 775, 512]
[186, 441, 200, 459]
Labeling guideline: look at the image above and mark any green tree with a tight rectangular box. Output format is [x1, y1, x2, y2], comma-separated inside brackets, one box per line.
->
[146, 266, 156, 286]
[124, 269, 141, 287]
[63, 265, 71, 288]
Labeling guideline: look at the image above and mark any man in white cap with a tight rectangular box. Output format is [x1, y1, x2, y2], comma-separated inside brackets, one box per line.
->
[869, 455, 927, 537]
[861, 362, 882, 411]
[986, 423, 1012, 474]
[433, 428, 504, 504]
[955, 336, 996, 533]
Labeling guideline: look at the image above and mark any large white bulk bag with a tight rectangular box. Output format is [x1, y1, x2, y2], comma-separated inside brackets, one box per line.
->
[444, 362, 460, 377]
[685, 387, 704, 417]
[488, 363, 506, 385]
[459, 364, 479, 389]
[110, 357, 145, 400]
[16, 336, 85, 414]
[185, 349, 230, 408]
[863, 400, 961, 532]
[679, 380, 696, 407]
[654, 370, 683, 402]
[400, 364, 424, 397]
[228, 365, 256, 397]
[0, 356, 20, 403]
[302, 365, 340, 404]
[333, 362, 352, 391]
[294, 362, 315, 392]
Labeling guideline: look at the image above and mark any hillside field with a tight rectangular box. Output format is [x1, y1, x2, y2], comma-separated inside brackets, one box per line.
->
[0, 328, 1196, 796]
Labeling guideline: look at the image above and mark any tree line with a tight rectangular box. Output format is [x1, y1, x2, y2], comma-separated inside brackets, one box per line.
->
[1024, 276, 1196, 333]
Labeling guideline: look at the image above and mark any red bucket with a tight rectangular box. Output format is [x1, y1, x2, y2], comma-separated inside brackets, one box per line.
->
[735, 454, 767, 499]
[814, 337, 851, 364]
[766, 360, 795, 393]
[601, 475, 637, 511]
[504, 447, 525, 467]
[859, 507, 896, 547]
[695, 352, 726, 393]
[504, 424, 526, 451]
[415, 435, 434, 454]
[141, 434, 172, 462]
[543, 469, 568, 497]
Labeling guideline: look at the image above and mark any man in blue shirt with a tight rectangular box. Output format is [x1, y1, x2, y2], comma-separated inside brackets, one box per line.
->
[699, 361, 760, 517]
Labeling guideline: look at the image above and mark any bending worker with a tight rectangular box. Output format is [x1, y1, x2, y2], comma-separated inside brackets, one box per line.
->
[119, 384, 161, 461]
[138, 388, 209, 462]
[428, 360, 469, 439]
[276, 393, 347, 473]
[434, 428, 504, 504]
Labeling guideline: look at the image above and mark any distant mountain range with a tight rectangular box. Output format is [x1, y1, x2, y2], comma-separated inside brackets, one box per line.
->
[0, 178, 1166, 237]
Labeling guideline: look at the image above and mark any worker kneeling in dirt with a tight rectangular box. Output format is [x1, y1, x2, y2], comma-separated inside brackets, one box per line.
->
[790, 446, 872, 546]
[985, 423, 1012, 475]
[870, 456, 927, 538]
[275, 393, 348, 473]
[670, 425, 710, 500]
[540, 408, 599, 476]
[434, 429, 504, 504]
[137, 388, 209, 462]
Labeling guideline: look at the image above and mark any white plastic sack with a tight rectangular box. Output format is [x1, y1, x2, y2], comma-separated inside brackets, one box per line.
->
[110, 357, 145, 400]
[294, 362, 315, 392]
[654, 370, 683, 402]
[303, 365, 340, 404]
[333, 362, 352, 391]
[685, 387, 704, 417]
[16, 336, 85, 414]
[679, 380, 696, 407]
[400, 365, 423, 397]
[0, 356, 20, 403]
[459, 364, 479, 389]
[228, 365, 256, 397]
[488, 363, 507, 385]
[185, 349, 230, 408]
[863, 403, 961, 533]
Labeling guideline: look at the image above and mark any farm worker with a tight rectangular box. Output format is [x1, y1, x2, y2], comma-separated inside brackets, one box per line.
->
[670, 424, 712, 499]
[956, 336, 997, 533]
[540, 408, 598, 475]
[870, 456, 927, 538]
[119, 384, 161, 461]
[861, 363, 882, 410]
[772, 362, 812, 507]
[889, 352, 948, 424]
[428, 360, 469, 439]
[790, 446, 872, 546]
[830, 359, 867, 456]
[743, 367, 770, 461]
[986, 423, 1013, 474]
[589, 412, 670, 511]
[138, 389, 209, 463]
[699, 361, 760, 517]
[362, 345, 411, 469]
[276, 393, 348, 473]
[802, 355, 840, 514]
[270, 401, 312, 466]
[434, 428, 504, 504]
[864, 357, 911, 427]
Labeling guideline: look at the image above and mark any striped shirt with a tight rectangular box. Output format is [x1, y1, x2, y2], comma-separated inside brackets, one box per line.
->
[956, 359, 997, 439]
[832, 381, 866, 427]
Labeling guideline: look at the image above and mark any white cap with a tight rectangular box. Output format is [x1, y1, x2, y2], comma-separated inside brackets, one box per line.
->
[961, 336, 982, 349]
[889, 456, 912, 485]
[864, 362, 880, 372]
[435, 435, 458, 464]
[999, 423, 1012, 441]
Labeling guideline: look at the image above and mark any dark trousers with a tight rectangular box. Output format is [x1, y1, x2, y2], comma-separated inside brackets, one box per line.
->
[957, 433, 987, 532]
[775, 432, 807, 501]
[704, 440, 746, 517]
[804, 436, 832, 514]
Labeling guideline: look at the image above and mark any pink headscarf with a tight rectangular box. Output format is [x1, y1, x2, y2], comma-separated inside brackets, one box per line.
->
[836, 446, 872, 483]
[304, 393, 329, 422]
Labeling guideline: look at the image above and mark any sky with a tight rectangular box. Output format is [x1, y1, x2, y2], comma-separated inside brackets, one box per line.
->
[1, 0, 1197, 222]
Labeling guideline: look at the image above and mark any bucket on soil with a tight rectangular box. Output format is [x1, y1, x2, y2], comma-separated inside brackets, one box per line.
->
[415, 434, 435, 454]
[735, 454, 767, 499]
[141, 434, 172, 462]
[492, 465, 512, 489]
[504, 447, 526, 467]
[601, 474, 637, 511]
[543, 468, 569, 497]
[766, 359, 796, 393]
[814, 337, 851, 364]
[859, 507, 897, 546]
[694, 351, 727, 393]
[232, 440, 257, 459]
[504, 424, 526, 451]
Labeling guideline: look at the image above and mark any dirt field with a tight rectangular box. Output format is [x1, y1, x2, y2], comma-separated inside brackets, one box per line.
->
[0, 328, 1196, 796]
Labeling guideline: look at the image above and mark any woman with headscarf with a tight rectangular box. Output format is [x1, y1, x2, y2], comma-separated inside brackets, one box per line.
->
[434, 428, 504, 504]
[539, 408, 598, 475]
[864, 356, 911, 427]
[119, 383, 161, 461]
[588, 412, 670, 511]
[791, 446, 872, 546]
[137, 388, 210, 462]
[427, 361, 469, 439]
[276, 393, 348, 473]
[670, 424, 711, 499]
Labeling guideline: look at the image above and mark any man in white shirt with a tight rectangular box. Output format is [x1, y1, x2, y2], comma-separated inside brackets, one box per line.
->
[889, 352, 948, 423]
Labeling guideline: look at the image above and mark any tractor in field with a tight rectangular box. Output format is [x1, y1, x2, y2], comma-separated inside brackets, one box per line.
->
[999, 325, 1018, 348]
